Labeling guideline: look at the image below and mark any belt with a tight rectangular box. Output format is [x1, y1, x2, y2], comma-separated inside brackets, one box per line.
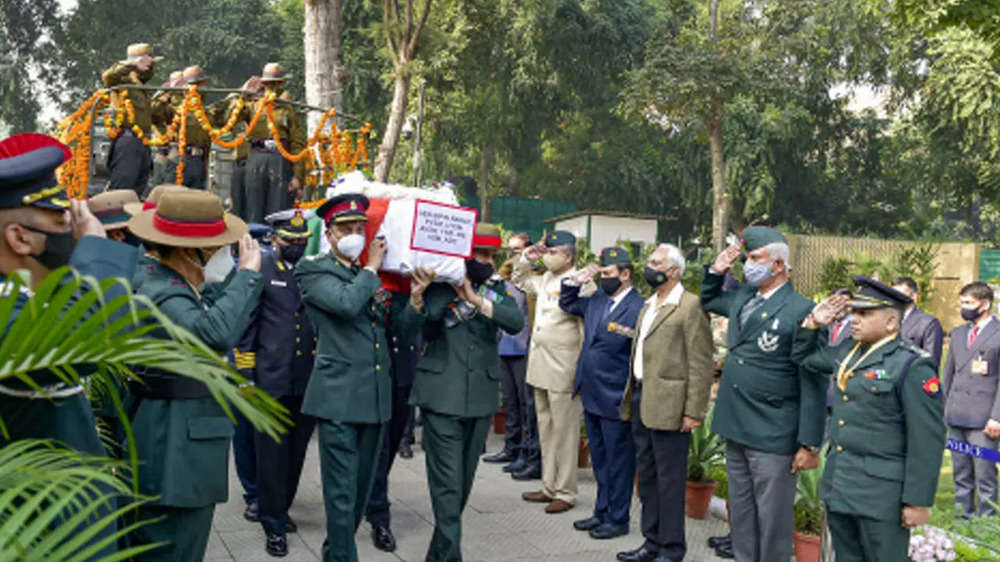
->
[184, 146, 207, 157]
[0, 380, 86, 399]
[251, 139, 280, 151]
[129, 375, 211, 400]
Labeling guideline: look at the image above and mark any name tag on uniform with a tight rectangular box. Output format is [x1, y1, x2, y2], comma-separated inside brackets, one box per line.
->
[270, 280, 288, 287]
[973, 358, 989, 375]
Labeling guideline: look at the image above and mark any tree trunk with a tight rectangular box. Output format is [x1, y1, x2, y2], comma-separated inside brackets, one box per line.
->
[478, 137, 497, 222]
[304, 0, 349, 130]
[708, 112, 729, 252]
[373, 71, 410, 182]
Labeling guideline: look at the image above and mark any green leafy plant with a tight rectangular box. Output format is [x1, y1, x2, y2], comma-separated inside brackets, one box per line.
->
[687, 407, 724, 483]
[793, 449, 826, 536]
[0, 268, 290, 559]
[708, 463, 728, 499]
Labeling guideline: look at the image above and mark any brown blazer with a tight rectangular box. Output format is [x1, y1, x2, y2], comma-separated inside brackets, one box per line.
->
[621, 288, 715, 431]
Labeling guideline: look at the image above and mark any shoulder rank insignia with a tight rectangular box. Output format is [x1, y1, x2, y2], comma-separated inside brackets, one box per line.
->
[923, 376, 941, 398]
[607, 322, 635, 338]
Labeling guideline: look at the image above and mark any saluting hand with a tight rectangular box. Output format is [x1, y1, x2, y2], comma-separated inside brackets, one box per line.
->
[572, 264, 599, 285]
[238, 234, 261, 272]
[711, 244, 742, 274]
[523, 242, 545, 262]
[810, 294, 850, 327]
[71, 199, 107, 240]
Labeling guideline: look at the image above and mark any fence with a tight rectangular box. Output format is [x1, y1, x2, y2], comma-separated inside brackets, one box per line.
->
[786, 234, 979, 332]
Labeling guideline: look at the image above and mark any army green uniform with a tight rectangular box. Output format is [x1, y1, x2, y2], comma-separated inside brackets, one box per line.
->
[794, 330, 945, 562]
[129, 259, 263, 561]
[101, 64, 174, 195]
[232, 92, 306, 223]
[293, 254, 392, 562]
[402, 278, 524, 561]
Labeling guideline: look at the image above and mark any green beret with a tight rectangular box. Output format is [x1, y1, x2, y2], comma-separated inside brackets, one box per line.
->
[600, 246, 631, 266]
[545, 230, 576, 247]
[741, 226, 787, 252]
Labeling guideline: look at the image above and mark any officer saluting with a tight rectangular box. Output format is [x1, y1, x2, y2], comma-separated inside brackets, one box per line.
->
[233, 208, 317, 557]
[796, 276, 945, 562]
[293, 193, 391, 562]
[403, 222, 525, 562]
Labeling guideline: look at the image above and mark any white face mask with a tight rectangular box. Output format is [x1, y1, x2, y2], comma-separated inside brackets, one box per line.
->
[336, 233, 366, 261]
[202, 246, 235, 284]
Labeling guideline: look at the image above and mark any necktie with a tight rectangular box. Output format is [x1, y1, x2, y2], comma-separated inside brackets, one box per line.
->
[831, 321, 842, 344]
[602, 299, 614, 322]
[740, 295, 765, 326]
[969, 325, 980, 349]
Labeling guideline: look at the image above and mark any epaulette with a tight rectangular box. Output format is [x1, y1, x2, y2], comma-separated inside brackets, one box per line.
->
[903, 343, 931, 359]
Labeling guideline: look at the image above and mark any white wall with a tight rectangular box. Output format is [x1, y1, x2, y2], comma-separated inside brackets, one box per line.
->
[553, 214, 658, 255]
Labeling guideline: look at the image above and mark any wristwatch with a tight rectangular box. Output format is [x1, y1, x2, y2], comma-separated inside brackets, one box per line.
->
[801, 445, 821, 455]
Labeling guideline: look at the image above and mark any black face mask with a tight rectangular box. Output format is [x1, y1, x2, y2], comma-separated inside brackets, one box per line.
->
[281, 243, 306, 264]
[466, 259, 494, 285]
[22, 225, 76, 270]
[601, 276, 623, 296]
[644, 266, 668, 290]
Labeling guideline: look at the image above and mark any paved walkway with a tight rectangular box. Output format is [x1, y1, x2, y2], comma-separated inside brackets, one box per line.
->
[206, 428, 730, 561]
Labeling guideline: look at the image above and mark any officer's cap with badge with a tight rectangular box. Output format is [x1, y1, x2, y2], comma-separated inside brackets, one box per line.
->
[740, 226, 787, 252]
[317, 193, 369, 226]
[545, 230, 576, 248]
[600, 246, 631, 267]
[847, 275, 912, 313]
[265, 209, 311, 241]
[89, 189, 139, 230]
[0, 133, 73, 212]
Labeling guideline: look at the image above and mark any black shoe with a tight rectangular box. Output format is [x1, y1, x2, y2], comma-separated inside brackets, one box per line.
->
[399, 442, 413, 459]
[503, 457, 527, 473]
[244, 501, 259, 522]
[371, 525, 396, 552]
[284, 517, 297, 534]
[483, 450, 515, 463]
[707, 533, 731, 548]
[573, 516, 602, 531]
[511, 464, 541, 480]
[590, 523, 629, 540]
[715, 542, 735, 559]
[616, 545, 659, 562]
[265, 532, 288, 557]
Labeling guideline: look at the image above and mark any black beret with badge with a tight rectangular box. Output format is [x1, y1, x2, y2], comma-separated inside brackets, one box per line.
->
[847, 275, 913, 311]
[545, 230, 576, 248]
[0, 133, 73, 211]
[265, 209, 312, 240]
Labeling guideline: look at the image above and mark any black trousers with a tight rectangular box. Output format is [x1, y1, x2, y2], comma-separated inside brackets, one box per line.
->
[499, 355, 540, 465]
[631, 387, 689, 560]
[245, 149, 292, 224]
[181, 152, 207, 190]
[230, 158, 248, 219]
[366, 384, 413, 528]
[232, 405, 257, 504]
[108, 132, 151, 195]
[256, 394, 316, 535]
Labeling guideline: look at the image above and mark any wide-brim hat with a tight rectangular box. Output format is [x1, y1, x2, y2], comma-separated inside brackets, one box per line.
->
[317, 193, 369, 225]
[847, 275, 913, 310]
[260, 62, 289, 82]
[120, 42, 164, 64]
[183, 64, 208, 84]
[128, 190, 247, 247]
[473, 222, 502, 250]
[124, 184, 189, 215]
[0, 133, 73, 211]
[90, 189, 139, 229]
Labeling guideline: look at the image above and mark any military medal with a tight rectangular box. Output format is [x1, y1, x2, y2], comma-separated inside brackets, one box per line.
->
[607, 322, 635, 338]
[836, 333, 897, 391]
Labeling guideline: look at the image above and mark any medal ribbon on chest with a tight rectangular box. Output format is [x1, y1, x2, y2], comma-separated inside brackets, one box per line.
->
[836, 333, 897, 392]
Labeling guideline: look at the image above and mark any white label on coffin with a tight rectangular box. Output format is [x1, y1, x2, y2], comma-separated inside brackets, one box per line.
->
[375, 199, 470, 284]
[410, 200, 478, 258]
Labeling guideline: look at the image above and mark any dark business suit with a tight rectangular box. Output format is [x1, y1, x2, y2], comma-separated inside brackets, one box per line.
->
[367, 293, 422, 530]
[234, 253, 317, 536]
[559, 282, 644, 527]
[900, 307, 944, 366]
[942, 318, 1000, 517]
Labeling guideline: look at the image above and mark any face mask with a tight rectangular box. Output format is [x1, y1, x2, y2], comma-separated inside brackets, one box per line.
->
[280, 243, 305, 264]
[466, 259, 494, 285]
[121, 231, 143, 247]
[601, 276, 623, 295]
[644, 266, 668, 290]
[743, 261, 774, 287]
[22, 225, 75, 270]
[542, 253, 568, 272]
[961, 306, 984, 323]
[202, 247, 235, 284]
[336, 233, 365, 261]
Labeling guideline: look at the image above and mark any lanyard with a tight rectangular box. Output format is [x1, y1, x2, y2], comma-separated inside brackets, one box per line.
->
[836, 333, 897, 391]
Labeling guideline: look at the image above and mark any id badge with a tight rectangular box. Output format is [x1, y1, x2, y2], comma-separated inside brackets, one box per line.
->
[973, 358, 989, 376]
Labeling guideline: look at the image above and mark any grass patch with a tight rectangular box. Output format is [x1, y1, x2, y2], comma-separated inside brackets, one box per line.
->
[930, 451, 956, 529]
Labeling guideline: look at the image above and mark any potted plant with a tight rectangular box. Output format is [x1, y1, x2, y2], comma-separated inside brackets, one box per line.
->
[793, 450, 826, 562]
[686, 407, 724, 519]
